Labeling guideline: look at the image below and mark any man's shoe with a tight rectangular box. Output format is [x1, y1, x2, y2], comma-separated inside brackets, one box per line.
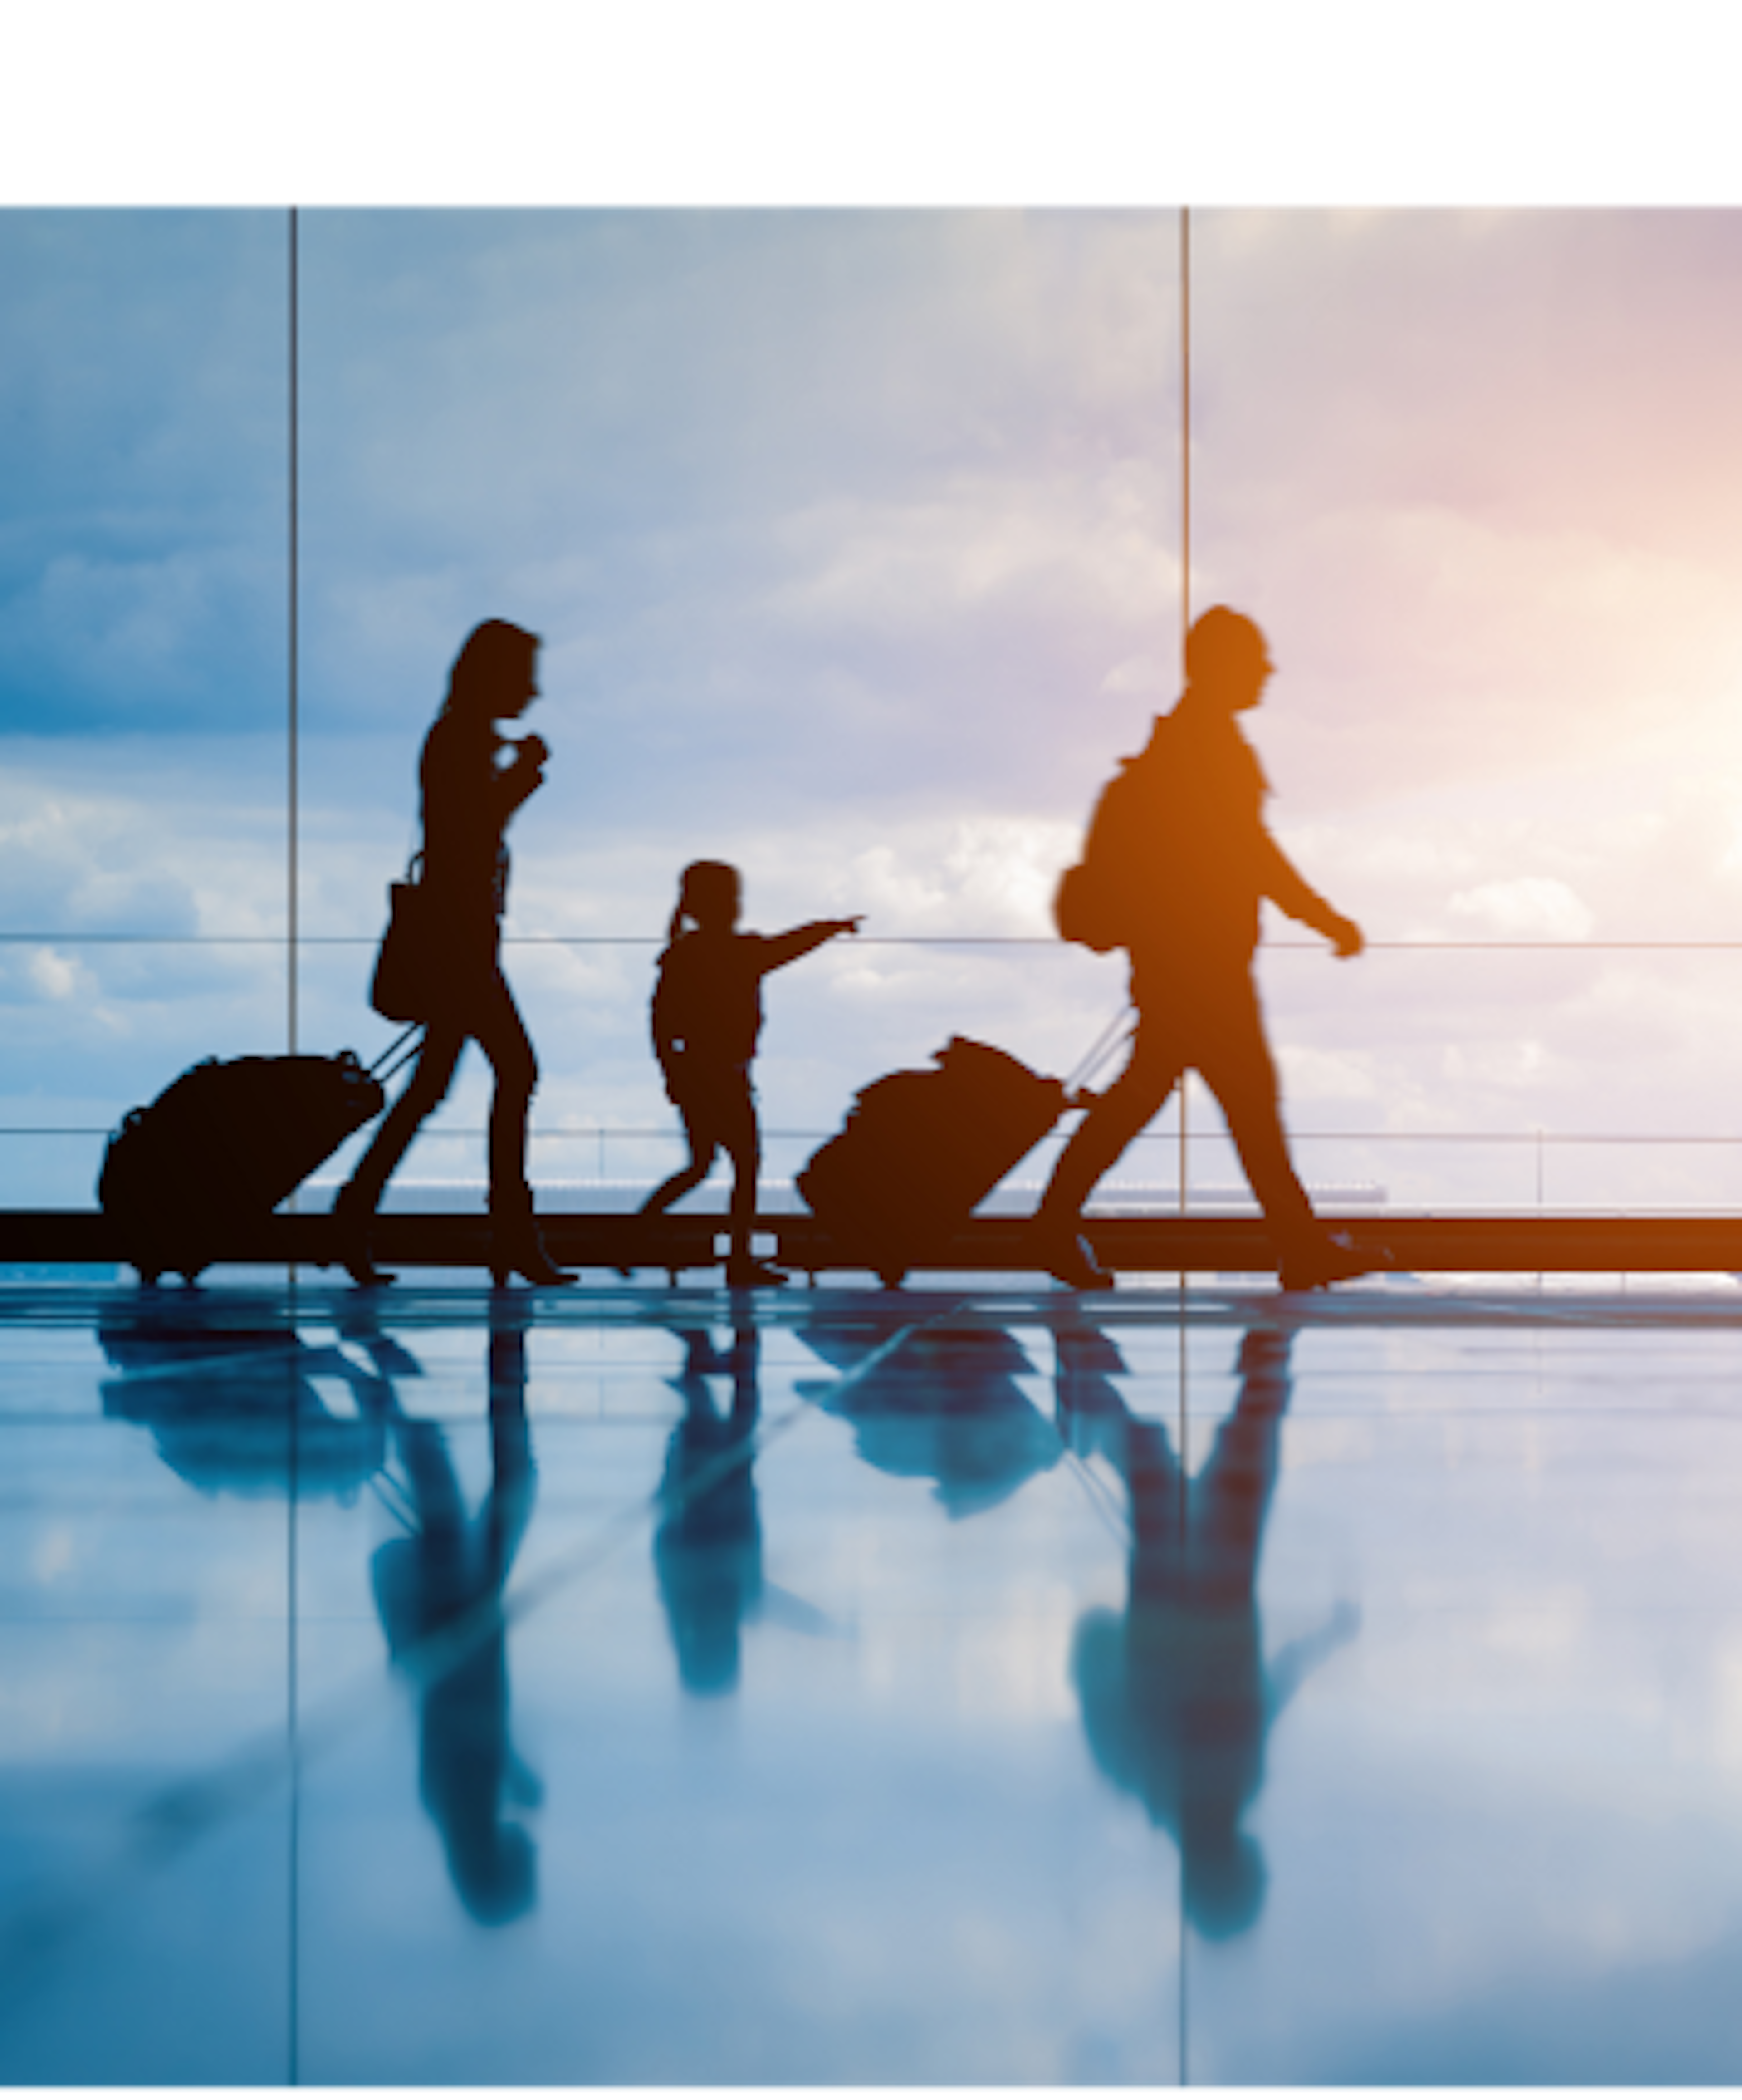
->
[1278, 1230, 1389, 1293]
[1039, 1228, 1111, 1291]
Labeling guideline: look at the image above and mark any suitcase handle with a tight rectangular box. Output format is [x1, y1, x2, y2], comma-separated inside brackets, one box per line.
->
[1064, 1006, 1135, 1098]
[369, 1023, 425, 1086]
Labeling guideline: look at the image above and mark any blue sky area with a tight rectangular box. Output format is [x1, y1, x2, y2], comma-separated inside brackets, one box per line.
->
[7, 208, 1742, 1211]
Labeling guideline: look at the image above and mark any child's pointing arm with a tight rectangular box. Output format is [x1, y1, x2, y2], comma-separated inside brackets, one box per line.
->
[760, 917, 863, 972]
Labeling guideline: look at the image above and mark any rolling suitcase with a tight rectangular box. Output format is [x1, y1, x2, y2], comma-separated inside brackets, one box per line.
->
[796, 1035, 1073, 1286]
[98, 1027, 421, 1284]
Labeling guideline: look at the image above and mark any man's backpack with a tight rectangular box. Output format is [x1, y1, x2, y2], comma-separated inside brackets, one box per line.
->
[1053, 730, 1171, 954]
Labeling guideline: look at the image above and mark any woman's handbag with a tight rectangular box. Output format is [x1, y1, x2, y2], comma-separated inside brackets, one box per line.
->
[369, 855, 444, 1022]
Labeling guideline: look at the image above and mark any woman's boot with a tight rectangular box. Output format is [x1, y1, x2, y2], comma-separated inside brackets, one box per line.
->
[332, 1182, 396, 1289]
[488, 1190, 576, 1288]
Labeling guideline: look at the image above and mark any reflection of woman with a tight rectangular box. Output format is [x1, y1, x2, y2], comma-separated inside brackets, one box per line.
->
[335, 620, 573, 1287]
[365, 1308, 543, 1926]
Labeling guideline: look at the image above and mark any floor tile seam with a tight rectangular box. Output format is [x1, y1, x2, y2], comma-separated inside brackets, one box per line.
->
[1039, 1406, 1742, 1535]
[1267, 1607, 1742, 1630]
[1099, 1301, 1742, 1330]
[25, 1286, 1742, 1333]
[1171, 1403, 1742, 1419]
[1196, 1364, 1742, 1376]
[0, 1606, 294, 1622]
[88, 1347, 334, 1388]
[20, 1377, 1742, 1411]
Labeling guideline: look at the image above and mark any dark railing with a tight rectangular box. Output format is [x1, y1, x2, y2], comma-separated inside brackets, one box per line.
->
[5, 932, 1742, 1275]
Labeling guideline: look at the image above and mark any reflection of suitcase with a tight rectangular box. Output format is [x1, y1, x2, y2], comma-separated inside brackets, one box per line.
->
[98, 1029, 419, 1284]
[797, 1036, 1070, 1286]
[98, 1312, 389, 1497]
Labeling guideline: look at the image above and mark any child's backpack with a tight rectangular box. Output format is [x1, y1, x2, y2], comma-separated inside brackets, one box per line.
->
[1052, 727, 1173, 954]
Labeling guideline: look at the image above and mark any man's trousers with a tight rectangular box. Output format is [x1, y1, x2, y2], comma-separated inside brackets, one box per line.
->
[1039, 962, 1318, 1249]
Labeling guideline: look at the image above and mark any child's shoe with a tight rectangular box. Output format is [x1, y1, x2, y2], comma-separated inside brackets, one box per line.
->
[725, 1255, 787, 1289]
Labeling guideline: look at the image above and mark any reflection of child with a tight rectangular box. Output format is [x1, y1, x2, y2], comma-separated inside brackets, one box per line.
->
[637, 860, 861, 1287]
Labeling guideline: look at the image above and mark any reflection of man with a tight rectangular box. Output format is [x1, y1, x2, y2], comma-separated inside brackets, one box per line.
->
[362, 1307, 542, 1925]
[1038, 606, 1377, 1291]
[1062, 1323, 1357, 1939]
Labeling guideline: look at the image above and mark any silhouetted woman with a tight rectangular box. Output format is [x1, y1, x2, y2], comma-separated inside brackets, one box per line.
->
[334, 619, 573, 1287]
[636, 859, 858, 1287]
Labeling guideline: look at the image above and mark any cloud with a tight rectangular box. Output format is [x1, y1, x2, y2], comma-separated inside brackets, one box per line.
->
[1448, 878, 1595, 943]
[0, 211, 285, 737]
[7, 208, 1742, 1218]
[841, 818, 1078, 938]
[26, 946, 88, 1003]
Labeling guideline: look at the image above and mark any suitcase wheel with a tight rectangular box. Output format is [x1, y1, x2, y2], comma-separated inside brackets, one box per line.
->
[124, 1238, 164, 1286]
[130, 1247, 205, 1287]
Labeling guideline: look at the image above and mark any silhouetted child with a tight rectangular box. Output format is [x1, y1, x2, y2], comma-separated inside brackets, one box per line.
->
[637, 860, 860, 1287]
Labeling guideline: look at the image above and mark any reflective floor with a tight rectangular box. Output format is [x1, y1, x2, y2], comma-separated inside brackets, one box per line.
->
[6, 1270, 1742, 2082]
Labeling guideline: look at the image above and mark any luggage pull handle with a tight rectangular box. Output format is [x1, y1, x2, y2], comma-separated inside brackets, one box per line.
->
[369, 1023, 425, 1087]
[1063, 1005, 1135, 1104]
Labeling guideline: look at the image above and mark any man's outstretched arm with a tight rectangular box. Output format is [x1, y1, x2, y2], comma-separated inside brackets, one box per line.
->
[1256, 837, 1363, 957]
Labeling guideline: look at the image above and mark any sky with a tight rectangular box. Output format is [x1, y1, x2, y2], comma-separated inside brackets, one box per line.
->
[7, 203, 1742, 1212]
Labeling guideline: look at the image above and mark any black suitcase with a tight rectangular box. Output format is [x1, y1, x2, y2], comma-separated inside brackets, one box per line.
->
[796, 1036, 1071, 1286]
[98, 1030, 418, 1284]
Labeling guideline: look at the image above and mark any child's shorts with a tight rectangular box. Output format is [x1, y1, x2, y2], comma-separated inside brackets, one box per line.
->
[672, 1065, 758, 1151]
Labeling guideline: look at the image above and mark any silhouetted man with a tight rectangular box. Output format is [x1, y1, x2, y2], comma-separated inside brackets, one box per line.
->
[1037, 606, 1377, 1291]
